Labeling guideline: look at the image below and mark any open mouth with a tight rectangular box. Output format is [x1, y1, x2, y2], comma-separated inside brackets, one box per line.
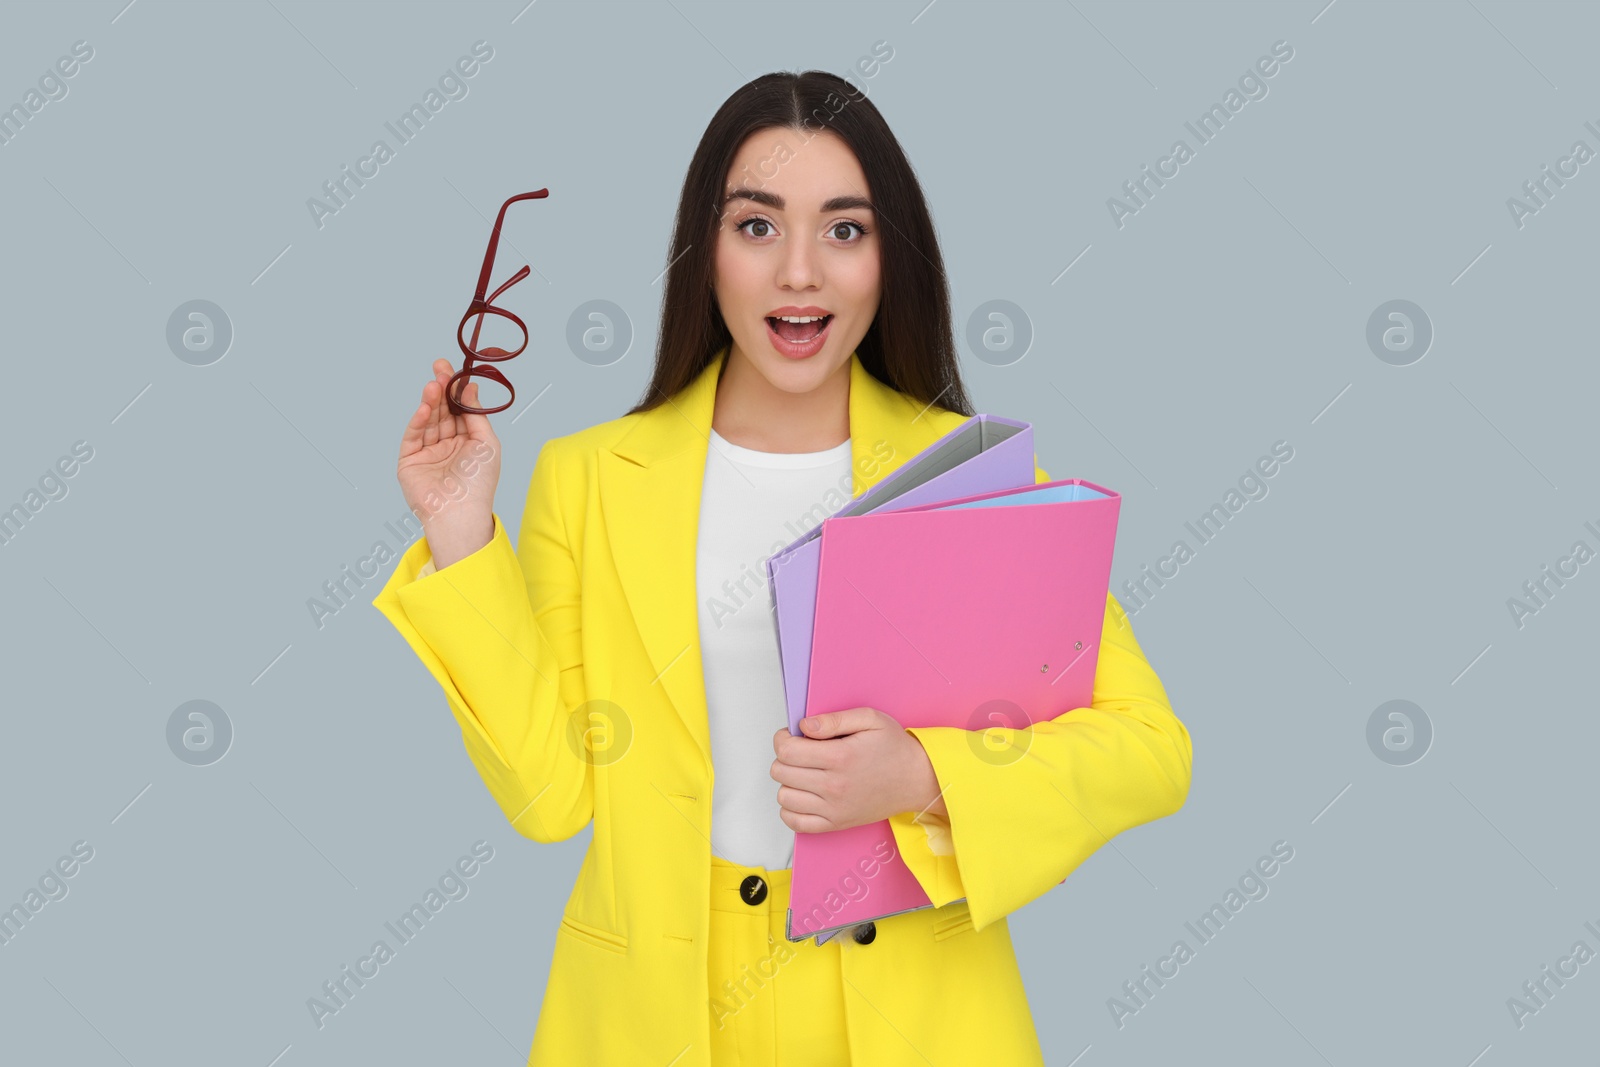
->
[766, 314, 833, 343]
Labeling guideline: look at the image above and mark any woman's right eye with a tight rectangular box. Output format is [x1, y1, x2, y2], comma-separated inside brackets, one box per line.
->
[735, 217, 774, 238]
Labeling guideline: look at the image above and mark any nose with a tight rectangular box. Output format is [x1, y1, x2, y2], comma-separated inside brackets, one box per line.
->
[775, 232, 821, 292]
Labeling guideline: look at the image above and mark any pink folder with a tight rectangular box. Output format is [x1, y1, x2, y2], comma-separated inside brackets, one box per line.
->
[766, 415, 1038, 739]
[785, 477, 1121, 943]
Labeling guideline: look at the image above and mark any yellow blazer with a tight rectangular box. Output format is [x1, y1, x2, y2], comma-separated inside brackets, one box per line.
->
[373, 346, 1192, 1066]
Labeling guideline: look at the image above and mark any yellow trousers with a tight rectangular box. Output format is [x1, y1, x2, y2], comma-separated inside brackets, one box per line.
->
[707, 855, 852, 1065]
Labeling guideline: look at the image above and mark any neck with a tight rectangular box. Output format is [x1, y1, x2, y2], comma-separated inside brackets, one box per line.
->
[710, 346, 850, 453]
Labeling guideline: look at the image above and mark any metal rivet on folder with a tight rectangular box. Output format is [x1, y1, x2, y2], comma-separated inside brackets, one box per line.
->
[1040, 664, 1049, 673]
[1074, 641, 1083, 650]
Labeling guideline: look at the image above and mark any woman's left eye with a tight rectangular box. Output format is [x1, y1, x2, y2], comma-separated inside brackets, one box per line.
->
[829, 221, 868, 242]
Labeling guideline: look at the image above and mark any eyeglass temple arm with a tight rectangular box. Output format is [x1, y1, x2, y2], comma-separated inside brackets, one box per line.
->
[467, 265, 531, 351]
[469, 188, 549, 303]
[487, 264, 531, 305]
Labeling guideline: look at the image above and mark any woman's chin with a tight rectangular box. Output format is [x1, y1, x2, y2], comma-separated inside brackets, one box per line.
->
[752, 346, 850, 392]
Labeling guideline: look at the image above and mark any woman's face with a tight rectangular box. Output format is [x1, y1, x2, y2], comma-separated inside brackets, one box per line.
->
[712, 127, 880, 394]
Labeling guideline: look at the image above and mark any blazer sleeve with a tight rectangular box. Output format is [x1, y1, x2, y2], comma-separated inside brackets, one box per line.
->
[886, 458, 1192, 932]
[370, 438, 594, 843]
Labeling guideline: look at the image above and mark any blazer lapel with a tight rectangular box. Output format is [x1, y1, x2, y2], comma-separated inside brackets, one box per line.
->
[596, 344, 963, 780]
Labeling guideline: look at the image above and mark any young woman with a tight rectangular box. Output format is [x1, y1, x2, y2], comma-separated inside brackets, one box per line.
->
[375, 70, 1192, 1067]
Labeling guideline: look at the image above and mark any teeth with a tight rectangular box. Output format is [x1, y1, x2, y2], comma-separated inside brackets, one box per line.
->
[772, 315, 828, 323]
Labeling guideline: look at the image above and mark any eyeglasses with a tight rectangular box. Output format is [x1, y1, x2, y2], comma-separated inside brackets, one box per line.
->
[446, 188, 549, 416]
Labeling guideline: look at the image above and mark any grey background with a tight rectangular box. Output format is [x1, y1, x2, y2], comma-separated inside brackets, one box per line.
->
[1, 0, 1594, 1063]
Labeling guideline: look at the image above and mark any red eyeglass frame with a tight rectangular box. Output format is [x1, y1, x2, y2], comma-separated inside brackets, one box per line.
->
[446, 188, 548, 416]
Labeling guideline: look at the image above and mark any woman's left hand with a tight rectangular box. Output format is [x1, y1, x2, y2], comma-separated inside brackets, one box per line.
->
[771, 708, 946, 833]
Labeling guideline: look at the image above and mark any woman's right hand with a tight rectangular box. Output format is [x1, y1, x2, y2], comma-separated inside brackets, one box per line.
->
[397, 359, 502, 571]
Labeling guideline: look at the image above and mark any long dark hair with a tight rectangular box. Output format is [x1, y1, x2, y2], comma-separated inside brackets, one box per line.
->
[624, 70, 974, 418]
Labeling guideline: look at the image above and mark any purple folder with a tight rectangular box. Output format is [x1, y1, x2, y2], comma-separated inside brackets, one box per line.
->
[765, 415, 1037, 739]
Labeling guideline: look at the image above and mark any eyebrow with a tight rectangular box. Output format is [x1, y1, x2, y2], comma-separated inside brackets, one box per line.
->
[721, 187, 875, 214]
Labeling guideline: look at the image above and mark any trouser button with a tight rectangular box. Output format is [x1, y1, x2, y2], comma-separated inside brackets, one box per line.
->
[739, 874, 768, 905]
[852, 921, 877, 945]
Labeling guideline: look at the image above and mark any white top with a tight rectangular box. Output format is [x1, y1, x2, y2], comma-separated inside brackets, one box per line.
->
[695, 427, 854, 870]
